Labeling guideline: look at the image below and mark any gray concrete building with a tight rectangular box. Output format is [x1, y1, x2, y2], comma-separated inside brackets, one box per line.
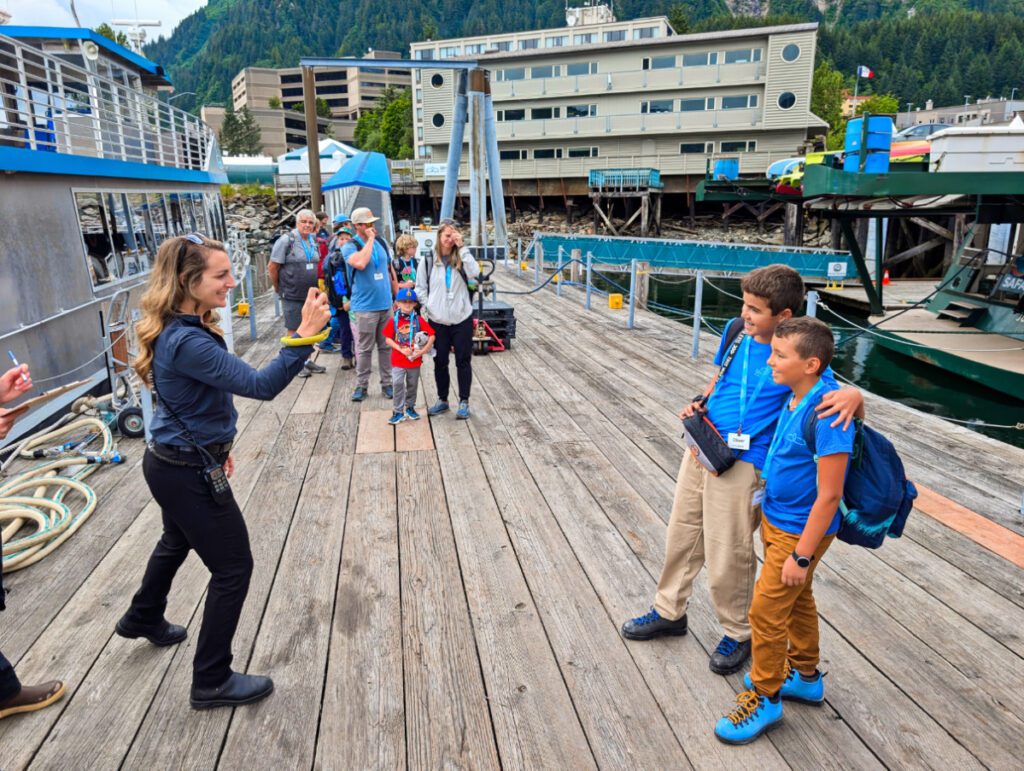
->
[410, 10, 826, 194]
[896, 97, 1024, 130]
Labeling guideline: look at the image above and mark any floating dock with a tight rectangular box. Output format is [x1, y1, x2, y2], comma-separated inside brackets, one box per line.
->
[1, 273, 1022, 769]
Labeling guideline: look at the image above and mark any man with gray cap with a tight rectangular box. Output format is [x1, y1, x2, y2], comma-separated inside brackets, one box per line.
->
[342, 207, 393, 400]
[268, 209, 327, 377]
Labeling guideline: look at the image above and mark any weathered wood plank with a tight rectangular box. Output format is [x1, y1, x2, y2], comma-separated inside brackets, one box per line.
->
[218, 452, 353, 769]
[432, 417, 595, 770]
[396, 450, 500, 770]
[291, 358, 341, 414]
[355, 409, 395, 454]
[314, 453, 404, 771]
[395, 415, 433, 452]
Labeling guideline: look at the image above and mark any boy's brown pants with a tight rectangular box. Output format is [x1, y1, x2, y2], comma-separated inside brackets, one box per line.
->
[654, 453, 762, 641]
[748, 518, 834, 697]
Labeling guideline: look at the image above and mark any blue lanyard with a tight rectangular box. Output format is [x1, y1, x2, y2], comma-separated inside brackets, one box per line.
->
[737, 337, 771, 434]
[394, 310, 418, 346]
[298, 234, 317, 263]
[762, 379, 825, 479]
[445, 265, 452, 291]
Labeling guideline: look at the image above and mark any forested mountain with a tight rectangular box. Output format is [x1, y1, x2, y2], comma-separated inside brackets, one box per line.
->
[144, 0, 1024, 115]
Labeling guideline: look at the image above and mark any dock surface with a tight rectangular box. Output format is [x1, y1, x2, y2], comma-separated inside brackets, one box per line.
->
[2, 270, 1023, 770]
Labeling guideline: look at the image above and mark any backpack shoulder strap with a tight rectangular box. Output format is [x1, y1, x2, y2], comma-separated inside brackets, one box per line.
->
[801, 392, 827, 456]
[723, 316, 744, 350]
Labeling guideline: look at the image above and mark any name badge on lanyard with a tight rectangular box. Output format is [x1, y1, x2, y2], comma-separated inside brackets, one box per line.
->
[729, 338, 769, 452]
[300, 235, 317, 270]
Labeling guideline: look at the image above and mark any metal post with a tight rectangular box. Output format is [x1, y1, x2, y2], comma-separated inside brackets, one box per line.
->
[467, 70, 488, 247]
[556, 247, 563, 298]
[807, 290, 820, 318]
[534, 239, 542, 288]
[302, 66, 323, 212]
[246, 264, 257, 340]
[516, 237, 521, 269]
[691, 270, 704, 359]
[628, 258, 638, 329]
[483, 88, 508, 246]
[440, 72, 469, 222]
[585, 251, 593, 310]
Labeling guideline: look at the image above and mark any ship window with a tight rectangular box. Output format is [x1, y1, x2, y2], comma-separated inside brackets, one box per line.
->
[147, 193, 171, 245]
[75, 191, 154, 289]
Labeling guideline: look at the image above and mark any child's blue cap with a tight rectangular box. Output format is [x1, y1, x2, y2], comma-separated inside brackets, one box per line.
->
[332, 213, 350, 225]
[395, 288, 418, 303]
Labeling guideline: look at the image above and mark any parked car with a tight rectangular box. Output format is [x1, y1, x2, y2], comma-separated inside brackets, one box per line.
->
[895, 123, 947, 140]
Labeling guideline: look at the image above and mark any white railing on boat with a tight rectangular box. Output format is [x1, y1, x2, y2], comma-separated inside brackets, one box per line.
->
[0, 33, 218, 173]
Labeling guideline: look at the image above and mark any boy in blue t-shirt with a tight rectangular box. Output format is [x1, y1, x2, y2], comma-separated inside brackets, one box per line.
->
[715, 317, 859, 745]
[622, 265, 863, 678]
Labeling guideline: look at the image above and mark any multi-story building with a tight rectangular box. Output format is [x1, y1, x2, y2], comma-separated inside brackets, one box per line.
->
[219, 50, 412, 156]
[410, 8, 827, 194]
[201, 104, 341, 158]
[896, 97, 1024, 129]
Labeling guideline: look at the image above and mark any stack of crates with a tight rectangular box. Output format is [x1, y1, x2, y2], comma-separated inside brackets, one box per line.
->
[472, 299, 517, 350]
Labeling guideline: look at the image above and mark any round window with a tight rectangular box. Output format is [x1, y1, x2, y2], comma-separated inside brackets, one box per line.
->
[781, 44, 800, 63]
[430, 73, 444, 89]
[777, 91, 796, 110]
[431, 113, 445, 128]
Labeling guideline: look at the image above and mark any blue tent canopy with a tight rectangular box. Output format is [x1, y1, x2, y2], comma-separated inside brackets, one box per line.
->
[321, 151, 392, 193]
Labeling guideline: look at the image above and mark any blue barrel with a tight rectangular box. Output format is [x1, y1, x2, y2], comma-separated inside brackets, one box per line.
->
[713, 158, 739, 180]
[844, 115, 892, 173]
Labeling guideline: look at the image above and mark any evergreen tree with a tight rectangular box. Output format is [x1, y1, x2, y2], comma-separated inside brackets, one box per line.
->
[219, 108, 241, 154]
[235, 107, 263, 154]
[95, 23, 129, 47]
[354, 87, 413, 159]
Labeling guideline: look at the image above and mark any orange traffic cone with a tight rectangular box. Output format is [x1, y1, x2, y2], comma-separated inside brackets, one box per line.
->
[883, 268, 891, 286]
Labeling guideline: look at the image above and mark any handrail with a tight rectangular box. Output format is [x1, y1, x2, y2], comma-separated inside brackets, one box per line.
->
[0, 33, 217, 172]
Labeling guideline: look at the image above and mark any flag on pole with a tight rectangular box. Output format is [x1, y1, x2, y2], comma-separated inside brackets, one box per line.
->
[857, 65, 875, 78]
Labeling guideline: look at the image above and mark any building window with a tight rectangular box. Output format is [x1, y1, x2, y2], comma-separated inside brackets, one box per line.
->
[724, 48, 762, 65]
[531, 107, 561, 120]
[633, 27, 656, 39]
[416, 107, 423, 121]
[496, 67, 526, 82]
[465, 43, 485, 54]
[778, 91, 796, 110]
[781, 44, 800, 62]
[641, 99, 674, 114]
[721, 94, 758, 109]
[520, 38, 539, 50]
[280, 74, 302, 84]
[431, 113, 445, 128]
[721, 140, 757, 152]
[497, 109, 526, 121]
[566, 103, 597, 118]
[643, 55, 676, 70]
[533, 148, 563, 159]
[573, 33, 596, 45]
[415, 48, 436, 60]
[680, 142, 712, 154]
[281, 87, 304, 97]
[567, 146, 599, 158]
[493, 41, 512, 52]
[683, 51, 718, 67]
[499, 149, 528, 160]
[545, 36, 568, 48]
[566, 62, 598, 76]
[531, 65, 560, 79]
[417, 127, 423, 140]
[418, 145, 432, 158]
[318, 84, 348, 94]
[604, 30, 626, 42]
[680, 97, 714, 112]
[325, 98, 348, 107]
[360, 81, 387, 88]
[430, 73, 444, 89]
[439, 46, 460, 58]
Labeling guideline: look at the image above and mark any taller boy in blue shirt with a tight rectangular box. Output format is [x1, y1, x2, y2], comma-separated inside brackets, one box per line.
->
[715, 316, 859, 744]
[621, 265, 862, 676]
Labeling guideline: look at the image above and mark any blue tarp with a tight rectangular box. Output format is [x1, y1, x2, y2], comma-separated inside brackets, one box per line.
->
[322, 151, 392, 193]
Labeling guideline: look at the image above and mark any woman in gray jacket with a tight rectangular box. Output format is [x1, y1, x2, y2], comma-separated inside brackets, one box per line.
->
[416, 222, 480, 420]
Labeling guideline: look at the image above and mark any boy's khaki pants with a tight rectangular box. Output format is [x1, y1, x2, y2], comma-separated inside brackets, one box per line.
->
[654, 452, 762, 641]
[748, 518, 834, 696]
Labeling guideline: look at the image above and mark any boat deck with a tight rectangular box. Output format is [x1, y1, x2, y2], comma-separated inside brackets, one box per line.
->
[2, 269, 1023, 770]
[815, 279, 937, 314]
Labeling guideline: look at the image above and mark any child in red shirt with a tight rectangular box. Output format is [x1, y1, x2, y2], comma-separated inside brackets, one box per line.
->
[383, 288, 435, 424]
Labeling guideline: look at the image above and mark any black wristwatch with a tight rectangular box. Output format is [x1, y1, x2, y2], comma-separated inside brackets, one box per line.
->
[791, 550, 812, 568]
[691, 393, 706, 405]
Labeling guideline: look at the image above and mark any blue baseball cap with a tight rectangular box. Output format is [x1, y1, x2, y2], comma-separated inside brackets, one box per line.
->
[332, 213, 350, 226]
[395, 287, 418, 303]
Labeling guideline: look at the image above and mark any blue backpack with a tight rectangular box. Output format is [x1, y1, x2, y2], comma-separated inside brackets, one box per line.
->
[802, 399, 917, 549]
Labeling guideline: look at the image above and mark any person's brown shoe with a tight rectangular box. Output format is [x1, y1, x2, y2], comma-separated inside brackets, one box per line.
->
[341, 357, 354, 370]
[0, 681, 66, 720]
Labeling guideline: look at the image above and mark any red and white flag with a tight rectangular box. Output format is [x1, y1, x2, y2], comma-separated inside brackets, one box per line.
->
[857, 65, 874, 78]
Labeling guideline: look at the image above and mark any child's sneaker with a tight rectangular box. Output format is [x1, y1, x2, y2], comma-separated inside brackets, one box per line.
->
[387, 412, 405, 425]
[714, 690, 783, 745]
[405, 408, 421, 421]
[315, 343, 339, 353]
[455, 400, 470, 420]
[743, 664, 824, 705]
[621, 608, 688, 640]
[709, 635, 752, 675]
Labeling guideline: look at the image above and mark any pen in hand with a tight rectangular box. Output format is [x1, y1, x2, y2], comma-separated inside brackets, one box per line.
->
[7, 351, 30, 383]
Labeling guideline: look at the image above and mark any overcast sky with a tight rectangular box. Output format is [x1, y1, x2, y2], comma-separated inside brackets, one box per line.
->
[2, 0, 208, 42]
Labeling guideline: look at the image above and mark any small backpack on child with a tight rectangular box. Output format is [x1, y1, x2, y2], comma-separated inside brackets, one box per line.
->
[801, 401, 918, 549]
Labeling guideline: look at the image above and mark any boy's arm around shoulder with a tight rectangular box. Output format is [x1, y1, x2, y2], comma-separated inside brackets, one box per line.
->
[815, 384, 865, 430]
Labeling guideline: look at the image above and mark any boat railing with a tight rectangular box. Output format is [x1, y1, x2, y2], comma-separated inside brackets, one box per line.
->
[0, 33, 217, 173]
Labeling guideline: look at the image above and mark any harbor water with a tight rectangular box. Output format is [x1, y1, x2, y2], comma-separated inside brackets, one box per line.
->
[593, 272, 1024, 449]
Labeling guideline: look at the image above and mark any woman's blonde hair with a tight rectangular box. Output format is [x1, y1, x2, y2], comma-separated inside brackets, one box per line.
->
[433, 222, 462, 271]
[134, 234, 226, 384]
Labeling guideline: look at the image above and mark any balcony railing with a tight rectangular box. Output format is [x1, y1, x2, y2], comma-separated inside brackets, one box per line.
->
[494, 108, 761, 140]
[0, 33, 219, 173]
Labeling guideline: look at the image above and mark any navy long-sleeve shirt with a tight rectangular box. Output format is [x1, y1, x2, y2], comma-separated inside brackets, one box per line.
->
[148, 314, 312, 447]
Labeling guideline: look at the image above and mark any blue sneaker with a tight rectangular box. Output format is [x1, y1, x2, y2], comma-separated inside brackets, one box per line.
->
[427, 400, 449, 416]
[351, 386, 367, 402]
[455, 400, 470, 420]
[743, 665, 824, 705]
[714, 690, 783, 745]
[387, 412, 405, 425]
[405, 408, 421, 421]
[315, 343, 339, 353]
[383, 385, 394, 398]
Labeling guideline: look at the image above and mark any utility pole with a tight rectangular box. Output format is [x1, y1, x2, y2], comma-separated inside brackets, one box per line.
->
[302, 66, 323, 212]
